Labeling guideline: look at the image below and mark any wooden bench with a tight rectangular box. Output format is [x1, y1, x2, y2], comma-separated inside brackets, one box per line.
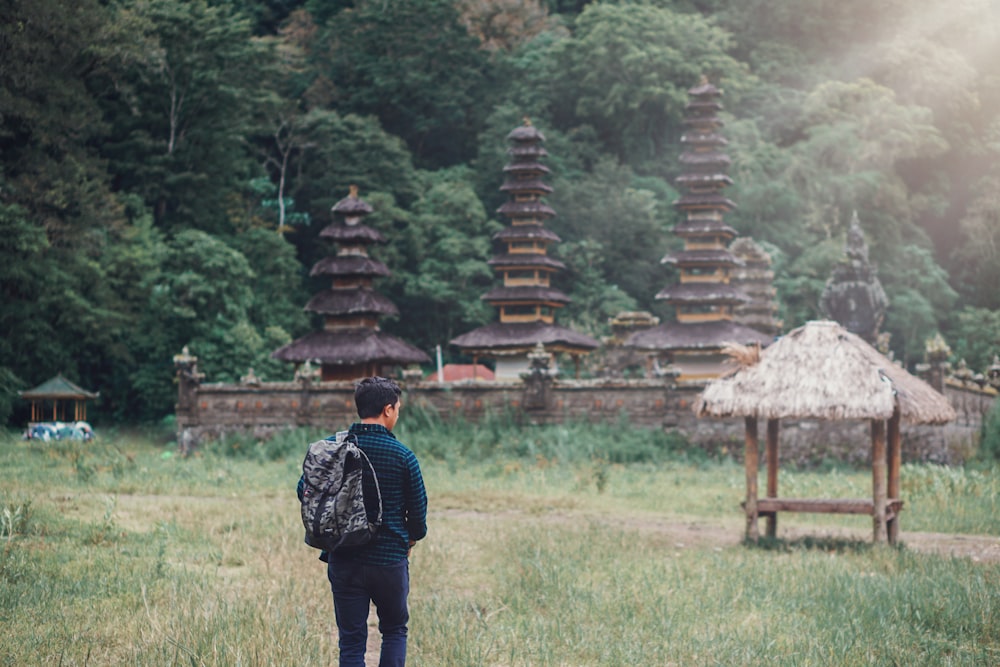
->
[747, 497, 904, 521]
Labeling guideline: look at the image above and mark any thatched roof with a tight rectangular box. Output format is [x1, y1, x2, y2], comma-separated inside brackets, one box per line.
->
[488, 253, 566, 271]
[331, 191, 373, 216]
[309, 256, 390, 278]
[626, 320, 772, 351]
[272, 329, 429, 365]
[500, 179, 553, 194]
[319, 223, 385, 244]
[654, 283, 750, 305]
[507, 123, 545, 143]
[304, 288, 399, 317]
[678, 152, 731, 169]
[694, 320, 956, 425]
[672, 219, 737, 238]
[661, 249, 742, 267]
[497, 200, 556, 218]
[493, 225, 561, 243]
[672, 192, 737, 211]
[481, 285, 571, 305]
[503, 162, 551, 174]
[450, 321, 599, 354]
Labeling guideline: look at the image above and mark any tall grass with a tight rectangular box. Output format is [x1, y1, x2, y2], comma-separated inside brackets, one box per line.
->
[2, 419, 998, 666]
[414, 522, 999, 666]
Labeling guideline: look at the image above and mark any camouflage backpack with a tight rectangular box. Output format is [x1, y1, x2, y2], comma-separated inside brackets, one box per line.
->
[300, 431, 382, 552]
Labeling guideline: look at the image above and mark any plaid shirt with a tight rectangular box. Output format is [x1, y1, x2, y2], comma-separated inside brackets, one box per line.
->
[298, 422, 427, 566]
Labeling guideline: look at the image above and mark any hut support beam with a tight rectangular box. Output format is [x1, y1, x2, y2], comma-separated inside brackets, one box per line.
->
[871, 418, 888, 543]
[744, 416, 759, 543]
[887, 408, 901, 545]
[766, 419, 779, 538]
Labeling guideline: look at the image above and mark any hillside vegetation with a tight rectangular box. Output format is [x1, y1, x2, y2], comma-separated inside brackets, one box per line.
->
[4, 0, 1000, 424]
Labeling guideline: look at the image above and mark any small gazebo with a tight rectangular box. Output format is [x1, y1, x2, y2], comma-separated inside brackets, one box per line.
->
[19, 375, 99, 424]
[694, 321, 956, 545]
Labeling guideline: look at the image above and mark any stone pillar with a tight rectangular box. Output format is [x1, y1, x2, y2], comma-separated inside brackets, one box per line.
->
[522, 343, 554, 411]
[173, 346, 204, 454]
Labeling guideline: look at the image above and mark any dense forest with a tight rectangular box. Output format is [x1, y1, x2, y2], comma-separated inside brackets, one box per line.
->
[3, 0, 1000, 425]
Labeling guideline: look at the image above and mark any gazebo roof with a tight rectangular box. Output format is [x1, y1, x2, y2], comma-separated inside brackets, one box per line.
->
[694, 320, 956, 425]
[19, 375, 98, 400]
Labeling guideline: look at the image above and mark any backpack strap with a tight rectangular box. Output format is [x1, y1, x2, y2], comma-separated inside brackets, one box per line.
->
[354, 443, 383, 526]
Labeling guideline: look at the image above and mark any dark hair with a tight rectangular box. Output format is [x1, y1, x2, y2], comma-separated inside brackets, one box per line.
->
[354, 376, 402, 419]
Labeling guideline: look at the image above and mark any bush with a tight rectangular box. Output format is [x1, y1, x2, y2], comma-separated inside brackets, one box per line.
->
[978, 400, 1000, 461]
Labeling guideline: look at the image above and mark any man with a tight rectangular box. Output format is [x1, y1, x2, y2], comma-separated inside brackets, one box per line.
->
[306, 376, 428, 667]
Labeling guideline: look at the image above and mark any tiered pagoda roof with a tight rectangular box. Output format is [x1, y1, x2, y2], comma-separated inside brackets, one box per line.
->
[730, 237, 782, 337]
[272, 186, 429, 381]
[627, 79, 771, 381]
[450, 120, 598, 376]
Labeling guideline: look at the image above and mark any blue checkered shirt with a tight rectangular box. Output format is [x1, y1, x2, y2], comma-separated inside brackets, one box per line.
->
[298, 423, 427, 566]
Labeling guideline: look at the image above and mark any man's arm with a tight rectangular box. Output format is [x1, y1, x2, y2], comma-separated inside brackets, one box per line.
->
[403, 451, 428, 543]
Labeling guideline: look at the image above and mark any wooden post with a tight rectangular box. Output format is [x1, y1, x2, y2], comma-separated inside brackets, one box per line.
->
[766, 418, 780, 538]
[871, 418, 887, 543]
[744, 416, 760, 542]
[887, 408, 901, 545]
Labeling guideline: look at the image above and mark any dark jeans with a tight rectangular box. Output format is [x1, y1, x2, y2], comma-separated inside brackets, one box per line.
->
[327, 556, 410, 667]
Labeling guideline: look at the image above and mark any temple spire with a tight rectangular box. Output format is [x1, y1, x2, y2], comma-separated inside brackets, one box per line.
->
[450, 120, 598, 380]
[272, 188, 429, 380]
[626, 78, 772, 382]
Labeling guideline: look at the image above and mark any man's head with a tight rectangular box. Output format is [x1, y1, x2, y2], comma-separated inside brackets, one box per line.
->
[355, 376, 403, 429]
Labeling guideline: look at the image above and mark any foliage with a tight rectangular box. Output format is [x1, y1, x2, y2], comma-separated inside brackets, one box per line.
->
[1, 427, 999, 665]
[945, 307, 1000, 374]
[546, 2, 752, 172]
[381, 168, 499, 352]
[4, 0, 1000, 424]
[323, 0, 496, 167]
[979, 400, 1000, 462]
[548, 158, 674, 320]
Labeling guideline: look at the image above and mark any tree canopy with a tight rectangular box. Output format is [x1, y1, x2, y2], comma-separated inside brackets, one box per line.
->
[3, 0, 1000, 425]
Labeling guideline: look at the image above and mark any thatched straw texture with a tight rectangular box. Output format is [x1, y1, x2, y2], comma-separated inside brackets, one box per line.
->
[272, 329, 430, 365]
[694, 320, 956, 425]
[450, 321, 599, 353]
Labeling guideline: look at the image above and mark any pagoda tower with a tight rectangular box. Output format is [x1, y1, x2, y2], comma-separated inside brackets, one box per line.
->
[272, 186, 429, 381]
[450, 120, 598, 380]
[627, 79, 771, 382]
[730, 237, 782, 337]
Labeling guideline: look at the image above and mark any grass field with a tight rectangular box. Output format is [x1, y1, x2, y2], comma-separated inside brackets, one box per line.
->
[1, 420, 999, 666]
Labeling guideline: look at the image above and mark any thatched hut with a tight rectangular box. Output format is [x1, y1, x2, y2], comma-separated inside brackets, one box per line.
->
[694, 320, 956, 544]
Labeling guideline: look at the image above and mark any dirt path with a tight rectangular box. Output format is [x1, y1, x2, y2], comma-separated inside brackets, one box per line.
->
[438, 507, 1000, 563]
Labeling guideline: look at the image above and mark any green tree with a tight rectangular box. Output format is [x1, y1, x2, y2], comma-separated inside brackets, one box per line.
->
[323, 0, 496, 168]
[127, 229, 298, 418]
[548, 158, 674, 315]
[556, 239, 638, 335]
[0, 0, 126, 245]
[99, 0, 267, 232]
[952, 173, 1000, 309]
[880, 244, 957, 365]
[546, 2, 751, 171]
[945, 307, 1000, 375]
[0, 202, 49, 422]
[226, 228, 310, 343]
[379, 169, 500, 352]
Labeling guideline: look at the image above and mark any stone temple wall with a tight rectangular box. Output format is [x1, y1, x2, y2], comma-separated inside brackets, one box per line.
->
[175, 373, 991, 465]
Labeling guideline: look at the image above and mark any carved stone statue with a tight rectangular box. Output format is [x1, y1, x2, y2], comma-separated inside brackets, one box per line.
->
[819, 212, 889, 344]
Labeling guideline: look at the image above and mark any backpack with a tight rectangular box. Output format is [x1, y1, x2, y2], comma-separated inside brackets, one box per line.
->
[300, 431, 382, 552]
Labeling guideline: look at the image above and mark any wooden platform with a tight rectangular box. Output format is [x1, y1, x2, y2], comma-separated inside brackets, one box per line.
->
[748, 498, 904, 520]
